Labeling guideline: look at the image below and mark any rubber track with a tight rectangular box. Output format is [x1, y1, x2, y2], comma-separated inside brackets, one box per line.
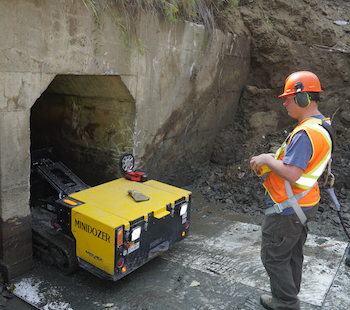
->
[32, 220, 79, 275]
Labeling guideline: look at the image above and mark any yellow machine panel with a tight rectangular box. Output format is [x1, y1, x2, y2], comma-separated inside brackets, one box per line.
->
[71, 204, 126, 275]
[143, 180, 192, 198]
[70, 178, 190, 222]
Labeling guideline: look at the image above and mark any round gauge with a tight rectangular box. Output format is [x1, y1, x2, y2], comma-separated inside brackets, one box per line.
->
[120, 152, 135, 173]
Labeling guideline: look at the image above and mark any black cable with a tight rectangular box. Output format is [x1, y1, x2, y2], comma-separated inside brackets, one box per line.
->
[325, 186, 350, 265]
[337, 211, 350, 240]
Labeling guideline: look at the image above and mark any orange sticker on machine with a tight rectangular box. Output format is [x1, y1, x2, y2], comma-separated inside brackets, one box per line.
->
[117, 228, 123, 247]
[63, 199, 78, 206]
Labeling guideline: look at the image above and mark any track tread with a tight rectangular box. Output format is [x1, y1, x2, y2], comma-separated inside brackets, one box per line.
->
[32, 221, 79, 275]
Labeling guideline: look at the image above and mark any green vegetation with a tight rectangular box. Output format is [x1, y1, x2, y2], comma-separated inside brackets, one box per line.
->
[264, 13, 273, 27]
[79, 0, 238, 54]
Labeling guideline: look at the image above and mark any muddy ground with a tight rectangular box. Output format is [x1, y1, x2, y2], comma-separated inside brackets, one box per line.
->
[189, 0, 350, 241]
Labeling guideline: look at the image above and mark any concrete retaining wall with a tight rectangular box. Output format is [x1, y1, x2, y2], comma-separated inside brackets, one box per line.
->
[0, 0, 250, 280]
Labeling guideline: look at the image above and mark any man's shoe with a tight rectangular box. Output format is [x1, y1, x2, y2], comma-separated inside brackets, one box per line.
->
[260, 294, 274, 310]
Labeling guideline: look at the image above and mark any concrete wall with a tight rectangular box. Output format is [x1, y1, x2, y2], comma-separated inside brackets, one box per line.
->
[0, 0, 250, 280]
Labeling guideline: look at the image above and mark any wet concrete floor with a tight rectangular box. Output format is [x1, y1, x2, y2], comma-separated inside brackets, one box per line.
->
[5, 198, 350, 310]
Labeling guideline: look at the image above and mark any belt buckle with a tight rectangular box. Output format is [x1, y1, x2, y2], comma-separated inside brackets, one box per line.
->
[273, 203, 283, 214]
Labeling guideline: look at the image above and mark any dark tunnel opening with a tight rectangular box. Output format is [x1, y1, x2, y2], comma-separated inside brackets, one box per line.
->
[30, 75, 136, 186]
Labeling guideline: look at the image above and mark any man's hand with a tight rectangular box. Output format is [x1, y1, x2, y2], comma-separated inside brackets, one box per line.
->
[250, 153, 275, 169]
[250, 153, 304, 183]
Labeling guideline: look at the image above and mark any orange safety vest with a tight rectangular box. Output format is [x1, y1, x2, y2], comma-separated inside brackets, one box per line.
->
[263, 117, 332, 207]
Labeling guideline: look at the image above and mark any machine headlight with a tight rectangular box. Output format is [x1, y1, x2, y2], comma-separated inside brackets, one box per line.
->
[179, 203, 188, 216]
[131, 226, 141, 241]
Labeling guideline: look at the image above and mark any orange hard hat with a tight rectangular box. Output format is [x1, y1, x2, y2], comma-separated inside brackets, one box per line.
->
[279, 71, 323, 98]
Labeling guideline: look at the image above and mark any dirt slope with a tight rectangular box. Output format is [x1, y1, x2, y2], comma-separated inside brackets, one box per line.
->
[191, 0, 350, 240]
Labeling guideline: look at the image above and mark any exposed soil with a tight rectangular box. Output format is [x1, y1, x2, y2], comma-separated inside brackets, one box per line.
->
[189, 0, 350, 241]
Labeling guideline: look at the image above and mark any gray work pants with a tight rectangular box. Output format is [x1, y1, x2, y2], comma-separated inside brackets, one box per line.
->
[261, 206, 318, 310]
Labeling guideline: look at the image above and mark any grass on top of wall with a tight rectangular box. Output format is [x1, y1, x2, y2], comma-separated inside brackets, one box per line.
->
[79, 0, 239, 53]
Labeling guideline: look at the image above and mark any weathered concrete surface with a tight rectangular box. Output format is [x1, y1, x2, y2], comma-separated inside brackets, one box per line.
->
[0, 73, 54, 280]
[139, 26, 251, 185]
[0, 0, 250, 280]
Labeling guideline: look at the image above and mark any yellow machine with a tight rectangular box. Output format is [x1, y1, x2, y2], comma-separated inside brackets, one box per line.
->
[31, 151, 191, 280]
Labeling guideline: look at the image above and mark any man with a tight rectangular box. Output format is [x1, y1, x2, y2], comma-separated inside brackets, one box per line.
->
[250, 71, 332, 310]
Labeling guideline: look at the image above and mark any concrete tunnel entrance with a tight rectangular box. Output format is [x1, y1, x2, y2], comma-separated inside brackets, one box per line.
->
[20, 74, 137, 279]
[30, 75, 136, 186]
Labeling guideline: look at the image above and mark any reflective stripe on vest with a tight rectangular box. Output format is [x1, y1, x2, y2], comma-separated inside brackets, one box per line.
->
[292, 122, 332, 189]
